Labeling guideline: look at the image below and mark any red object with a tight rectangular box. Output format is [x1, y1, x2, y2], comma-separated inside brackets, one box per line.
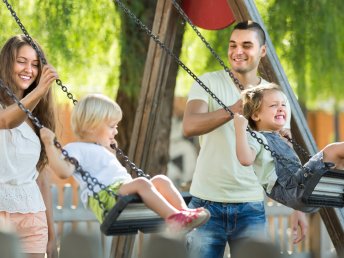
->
[181, 0, 236, 30]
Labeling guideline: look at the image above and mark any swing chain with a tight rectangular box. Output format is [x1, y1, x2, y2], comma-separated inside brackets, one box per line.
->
[171, 0, 244, 91]
[54, 140, 117, 217]
[0, 79, 115, 216]
[55, 79, 78, 105]
[284, 136, 312, 159]
[113, 0, 234, 117]
[248, 128, 306, 171]
[3, 0, 47, 65]
[111, 144, 151, 179]
[3, 0, 78, 105]
[0, 79, 43, 128]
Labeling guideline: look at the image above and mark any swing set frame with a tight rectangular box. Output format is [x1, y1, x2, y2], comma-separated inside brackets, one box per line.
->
[1, 0, 344, 238]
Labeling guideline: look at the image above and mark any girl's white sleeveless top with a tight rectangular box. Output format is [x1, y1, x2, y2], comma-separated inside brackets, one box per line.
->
[0, 119, 46, 213]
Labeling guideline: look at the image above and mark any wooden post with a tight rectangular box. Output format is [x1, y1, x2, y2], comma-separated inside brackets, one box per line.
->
[227, 0, 344, 255]
[319, 208, 344, 256]
[110, 0, 183, 257]
[128, 0, 183, 173]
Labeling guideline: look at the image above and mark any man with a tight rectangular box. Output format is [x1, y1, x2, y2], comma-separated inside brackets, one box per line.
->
[183, 21, 308, 258]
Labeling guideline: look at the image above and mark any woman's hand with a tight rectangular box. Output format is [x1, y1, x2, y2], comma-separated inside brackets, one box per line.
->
[36, 64, 59, 95]
[46, 237, 58, 258]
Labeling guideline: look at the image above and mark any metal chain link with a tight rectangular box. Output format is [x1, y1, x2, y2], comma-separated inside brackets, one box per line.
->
[284, 136, 312, 159]
[248, 129, 306, 170]
[0, 79, 43, 128]
[111, 144, 151, 179]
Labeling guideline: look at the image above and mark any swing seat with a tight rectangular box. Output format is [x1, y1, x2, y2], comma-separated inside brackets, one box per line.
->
[305, 168, 344, 207]
[100, 192, 192, 236]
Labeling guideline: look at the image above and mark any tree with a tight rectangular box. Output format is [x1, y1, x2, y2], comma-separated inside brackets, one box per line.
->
[115, 0, 186, 177]
[257, 0, 344, 110]
[114, 0, 156, 153]
[176, 25, 233, 97]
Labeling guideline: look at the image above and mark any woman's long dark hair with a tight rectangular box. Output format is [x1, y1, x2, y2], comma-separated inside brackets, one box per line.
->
[0, 35, 56, 171]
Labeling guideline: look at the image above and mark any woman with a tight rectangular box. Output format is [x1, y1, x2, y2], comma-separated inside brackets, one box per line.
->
[0, 35, 58, 258]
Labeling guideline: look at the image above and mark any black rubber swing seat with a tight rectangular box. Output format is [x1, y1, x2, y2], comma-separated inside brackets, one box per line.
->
[100, 192, 192, 236]
[305, 168, 344, 207]
[100, 169, 344, 236]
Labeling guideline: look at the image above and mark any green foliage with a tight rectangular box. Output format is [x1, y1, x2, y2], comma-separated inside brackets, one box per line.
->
[4, 0, 343, 111]
[177, 0, 344, 111]
[0, 0, 121, 102]
[176, 25, 232, 97]
[258, 0, 344, 108]
[116, 0, 156, 100]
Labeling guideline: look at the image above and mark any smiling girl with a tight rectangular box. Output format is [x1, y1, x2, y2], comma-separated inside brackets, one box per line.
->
[40, 93, 210, 233]
[234, 83, 344, 212]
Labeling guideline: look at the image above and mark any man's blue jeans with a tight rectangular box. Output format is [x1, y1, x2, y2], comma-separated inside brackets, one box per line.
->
[186, 196, 267, 258]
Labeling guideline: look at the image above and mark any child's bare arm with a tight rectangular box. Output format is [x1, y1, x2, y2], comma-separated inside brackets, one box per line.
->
[233, 114, 257, 166]
[40, 127, 74, 179]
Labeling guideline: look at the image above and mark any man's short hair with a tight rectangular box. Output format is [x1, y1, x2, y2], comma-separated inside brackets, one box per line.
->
[233, 20, 266, 46]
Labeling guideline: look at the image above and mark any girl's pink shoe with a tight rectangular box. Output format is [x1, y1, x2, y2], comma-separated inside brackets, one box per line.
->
[165, 209, 210, 233]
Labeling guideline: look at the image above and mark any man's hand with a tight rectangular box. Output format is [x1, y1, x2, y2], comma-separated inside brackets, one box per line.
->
[229, 99, 243, 115]
[291, 211, 308, 244]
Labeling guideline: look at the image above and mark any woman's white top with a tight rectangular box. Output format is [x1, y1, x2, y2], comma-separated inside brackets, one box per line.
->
[0, 108, 46, 213]
[64, 142, 132, 206]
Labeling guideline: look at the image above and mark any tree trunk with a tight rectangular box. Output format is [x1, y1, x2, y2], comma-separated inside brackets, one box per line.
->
[115, 91, 137, 153]
[127, 0, 184, 176]
[110, 1, 184, 257]
[143, 21, 185, 176]
[115, 0, 156, 154]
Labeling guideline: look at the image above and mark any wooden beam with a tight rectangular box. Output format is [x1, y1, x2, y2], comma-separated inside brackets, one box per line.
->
[319, 208, 344, 255]
[128, 0, 182, 171]
[111, 0, 183, 257]
[226, 0, 344, 254]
